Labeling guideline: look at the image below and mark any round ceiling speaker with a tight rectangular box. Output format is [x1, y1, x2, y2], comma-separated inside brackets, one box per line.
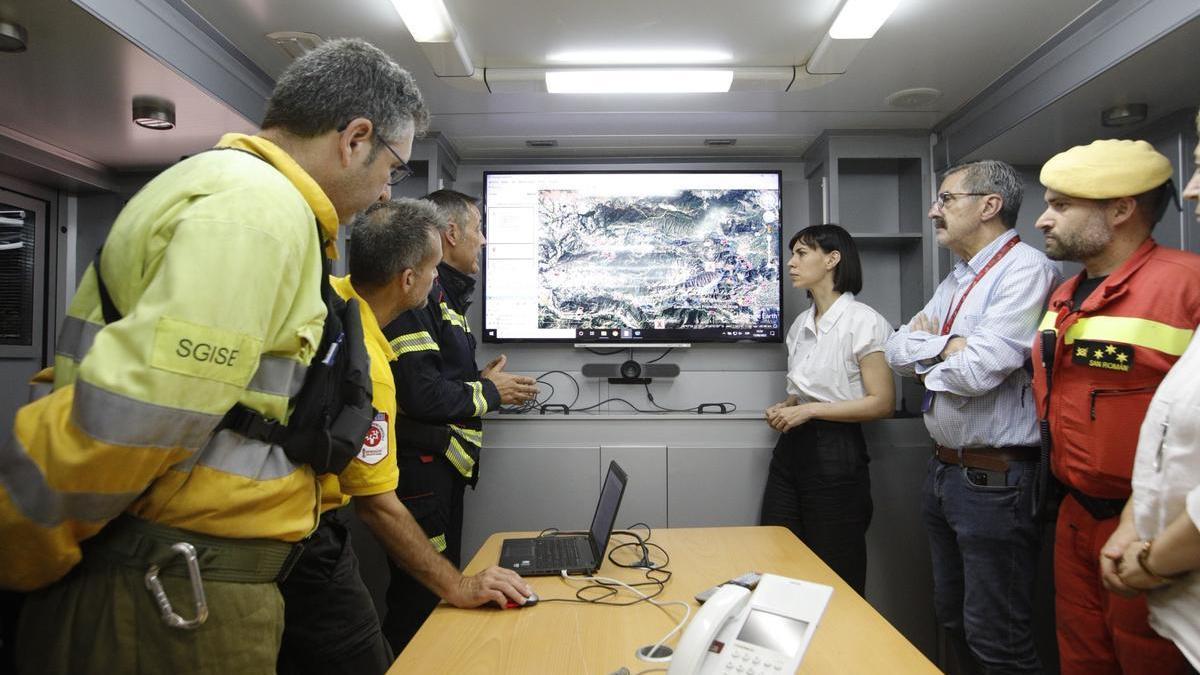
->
[885, 87, 942, 109]
[0, 21, 28, 53]
[132, 95, 176, 131]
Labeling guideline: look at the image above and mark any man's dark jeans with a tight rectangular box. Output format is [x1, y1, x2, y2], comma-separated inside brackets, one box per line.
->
[924, 456, 1043, 675]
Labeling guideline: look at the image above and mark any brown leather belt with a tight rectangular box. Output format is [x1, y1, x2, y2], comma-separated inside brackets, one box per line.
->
[934, 444, 1040, 472]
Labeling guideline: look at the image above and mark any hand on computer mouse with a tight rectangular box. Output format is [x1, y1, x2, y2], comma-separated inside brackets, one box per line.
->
[504, 592, 538, 609]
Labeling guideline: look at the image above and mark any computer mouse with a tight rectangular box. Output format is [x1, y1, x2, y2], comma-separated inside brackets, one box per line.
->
[504, 592, 538, 609]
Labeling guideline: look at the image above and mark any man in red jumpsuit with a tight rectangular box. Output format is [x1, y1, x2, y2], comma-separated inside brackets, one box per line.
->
[1032, 139, 1200, 674]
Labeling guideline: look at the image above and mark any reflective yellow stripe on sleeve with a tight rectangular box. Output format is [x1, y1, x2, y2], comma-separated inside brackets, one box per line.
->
[444, 436, 475, 479]
[468, 381, 486, 416]
[439, 302, 470, 333]
[449, 424, 483, 446]
[1061, 316, 1194, 357]
[389, 331, 440, 357]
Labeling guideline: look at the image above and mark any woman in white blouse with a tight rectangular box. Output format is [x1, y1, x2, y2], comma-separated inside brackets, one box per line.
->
[1099, 114, 1200, 674]
[761, 224, 895, 595]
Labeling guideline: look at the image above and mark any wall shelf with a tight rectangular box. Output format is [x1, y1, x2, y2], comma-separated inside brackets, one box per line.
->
[803, 132, 934, 416]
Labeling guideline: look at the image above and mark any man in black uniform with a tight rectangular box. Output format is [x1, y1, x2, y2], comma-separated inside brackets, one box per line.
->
[381, 189, 539, 652]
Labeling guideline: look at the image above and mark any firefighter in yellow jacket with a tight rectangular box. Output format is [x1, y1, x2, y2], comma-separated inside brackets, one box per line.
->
[277, 200, 531, 675]
[0, 39, 428, 674]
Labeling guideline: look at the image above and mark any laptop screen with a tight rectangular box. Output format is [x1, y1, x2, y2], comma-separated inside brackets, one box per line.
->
[588, 461, 628, 558]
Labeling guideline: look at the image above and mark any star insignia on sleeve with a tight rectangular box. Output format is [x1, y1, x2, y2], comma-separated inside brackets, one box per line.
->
[1094, 348, 1105, 359]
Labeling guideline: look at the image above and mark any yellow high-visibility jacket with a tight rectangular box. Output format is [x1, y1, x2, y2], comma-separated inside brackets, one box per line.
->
[0, 134, 339, 590]
[319, 275, 400, 513]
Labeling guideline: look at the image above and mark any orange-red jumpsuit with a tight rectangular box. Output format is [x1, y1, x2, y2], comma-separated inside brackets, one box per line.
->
[1032, 239, 1200, 674]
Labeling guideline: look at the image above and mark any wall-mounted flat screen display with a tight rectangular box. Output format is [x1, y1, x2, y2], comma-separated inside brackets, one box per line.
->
[482, 171, 783, 343]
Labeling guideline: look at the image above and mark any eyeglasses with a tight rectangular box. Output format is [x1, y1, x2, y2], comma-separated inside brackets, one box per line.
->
[932, 191, 991, 210]
[335, 120, 414, 186]
[376, 136, 415, 186]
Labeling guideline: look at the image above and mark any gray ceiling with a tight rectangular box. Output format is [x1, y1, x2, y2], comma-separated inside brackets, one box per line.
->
[0, 0, 255, 172]
[0, 0, 1196, 175]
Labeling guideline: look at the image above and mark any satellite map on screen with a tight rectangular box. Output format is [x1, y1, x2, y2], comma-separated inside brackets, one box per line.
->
[535, 188, 780, 330]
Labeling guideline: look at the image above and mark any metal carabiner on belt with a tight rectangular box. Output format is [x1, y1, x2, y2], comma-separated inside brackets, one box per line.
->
[144, 541, 209, 630]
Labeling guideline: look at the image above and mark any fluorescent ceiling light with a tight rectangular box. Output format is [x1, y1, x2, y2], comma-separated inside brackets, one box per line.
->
[546, 49, 731, 65]
[390, 0, 457, 42]
[545, 69, 733, 94]
[829, 0, 901, 39]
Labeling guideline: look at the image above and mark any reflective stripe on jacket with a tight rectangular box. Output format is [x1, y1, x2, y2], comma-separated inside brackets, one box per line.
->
[0, 134, 333, 590]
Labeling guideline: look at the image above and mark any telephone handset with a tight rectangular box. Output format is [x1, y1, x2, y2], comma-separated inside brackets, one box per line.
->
[667, 584, 752, 675]
[667, 574, 833, 675]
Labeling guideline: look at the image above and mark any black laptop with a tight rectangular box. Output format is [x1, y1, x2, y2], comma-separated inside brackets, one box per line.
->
[498, 461, 628, 576]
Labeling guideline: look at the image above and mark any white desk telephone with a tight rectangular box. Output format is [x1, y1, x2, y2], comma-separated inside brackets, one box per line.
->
[666, 574, 833, 675]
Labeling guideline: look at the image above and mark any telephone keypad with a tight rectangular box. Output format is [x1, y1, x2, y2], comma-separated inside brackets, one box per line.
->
[721, 643, 788, 675]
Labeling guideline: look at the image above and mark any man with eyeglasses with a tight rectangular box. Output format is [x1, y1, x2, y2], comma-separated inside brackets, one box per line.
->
[2, 38, 425, 673]
[1031, 139, 1200, 675]
[886, 160, 1059, 674]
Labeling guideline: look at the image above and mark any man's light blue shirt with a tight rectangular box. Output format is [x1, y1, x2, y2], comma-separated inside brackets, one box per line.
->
[885, 229, 1061, 448]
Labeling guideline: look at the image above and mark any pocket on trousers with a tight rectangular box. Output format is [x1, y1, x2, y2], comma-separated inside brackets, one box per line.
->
[959, 465, 1021, 493]
[401, 493, 447, 542]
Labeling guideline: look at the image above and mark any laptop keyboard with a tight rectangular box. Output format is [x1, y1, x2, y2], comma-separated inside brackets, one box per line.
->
[535, 537, 585, 569]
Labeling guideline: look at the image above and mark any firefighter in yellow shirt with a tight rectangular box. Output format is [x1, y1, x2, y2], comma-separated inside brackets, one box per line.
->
[1, 39, 428, 674]
[276, 200, 530, 675]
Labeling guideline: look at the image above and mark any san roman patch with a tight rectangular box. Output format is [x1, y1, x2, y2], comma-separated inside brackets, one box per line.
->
[1071, 339, 1133, 372]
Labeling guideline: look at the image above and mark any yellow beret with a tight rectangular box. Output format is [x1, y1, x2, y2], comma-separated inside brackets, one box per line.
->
[1040, 139, 1172, 199]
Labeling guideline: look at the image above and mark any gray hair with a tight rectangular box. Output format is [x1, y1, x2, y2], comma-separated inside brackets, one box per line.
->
[262, 38, 429, 143]
[423, 189, 480, 230]
[349, 199, 447, 287]
[944, 159, 1024, 228]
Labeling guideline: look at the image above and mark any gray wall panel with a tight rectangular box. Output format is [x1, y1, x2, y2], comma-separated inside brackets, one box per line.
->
[666, 444, 773, 528]
[599, 445, 667, 529]
[462, 444, 601, 562]
[863, 440, 937, 660]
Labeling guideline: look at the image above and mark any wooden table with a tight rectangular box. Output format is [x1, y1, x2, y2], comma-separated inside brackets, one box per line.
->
[389, 526, 938, 674]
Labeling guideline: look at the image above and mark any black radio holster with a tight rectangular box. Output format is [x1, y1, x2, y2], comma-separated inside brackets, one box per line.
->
[218, 255, 375, 475]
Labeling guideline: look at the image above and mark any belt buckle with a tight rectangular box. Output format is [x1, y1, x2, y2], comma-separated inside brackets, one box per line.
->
[143, 541, 209, 630]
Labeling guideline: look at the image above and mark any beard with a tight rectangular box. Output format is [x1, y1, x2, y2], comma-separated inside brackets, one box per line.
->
[1044, 211, 1112, 262]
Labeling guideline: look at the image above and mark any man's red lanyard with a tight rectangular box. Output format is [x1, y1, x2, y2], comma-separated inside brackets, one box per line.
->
[940, 234, 1021, 335]
[922, 234, 1020, 416]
